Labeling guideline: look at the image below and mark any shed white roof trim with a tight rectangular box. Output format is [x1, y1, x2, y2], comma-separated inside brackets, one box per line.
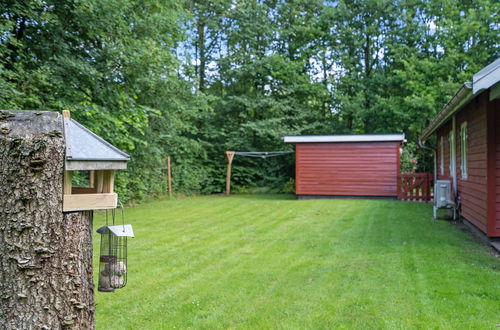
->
[283, 134, 405, 143]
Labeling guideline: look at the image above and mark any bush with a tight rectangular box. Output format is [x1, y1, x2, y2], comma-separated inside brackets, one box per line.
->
[400, 142, 418, 173]
[281, 178, 295, 194]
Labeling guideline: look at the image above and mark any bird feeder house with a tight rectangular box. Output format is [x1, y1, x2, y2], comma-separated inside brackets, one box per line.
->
[96, 224, 134, 292]
[62, 111, 130, 212]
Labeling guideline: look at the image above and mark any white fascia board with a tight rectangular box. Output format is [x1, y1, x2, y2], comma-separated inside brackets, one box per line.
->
[283, 134, 405, 143]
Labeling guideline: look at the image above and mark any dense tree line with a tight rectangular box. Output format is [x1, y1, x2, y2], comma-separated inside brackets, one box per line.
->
[1, 0, 498, 201]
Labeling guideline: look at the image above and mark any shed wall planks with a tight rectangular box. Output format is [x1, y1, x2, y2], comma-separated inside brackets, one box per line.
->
[295, 142, 400, 196]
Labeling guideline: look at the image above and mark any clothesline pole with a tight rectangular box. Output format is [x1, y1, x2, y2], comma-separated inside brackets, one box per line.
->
[224, 150, 293, 194]
[225, 151, 235, 195]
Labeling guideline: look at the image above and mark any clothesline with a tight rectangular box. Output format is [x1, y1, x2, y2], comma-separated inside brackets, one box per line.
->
[234, 151, 294, 159]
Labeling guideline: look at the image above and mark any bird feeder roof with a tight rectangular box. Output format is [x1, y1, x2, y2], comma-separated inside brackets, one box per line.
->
[64, 116, 130, 170]
[97, 224, 135, 237]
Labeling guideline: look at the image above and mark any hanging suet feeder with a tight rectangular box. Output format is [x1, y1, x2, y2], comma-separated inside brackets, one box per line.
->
[97, 209, 134, 292]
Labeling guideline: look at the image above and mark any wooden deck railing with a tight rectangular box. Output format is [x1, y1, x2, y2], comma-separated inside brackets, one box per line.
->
[397, 173, 434, 202]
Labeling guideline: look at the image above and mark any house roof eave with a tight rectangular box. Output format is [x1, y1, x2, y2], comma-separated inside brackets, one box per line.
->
[420, 83, 473, 141]
[421, 57, 500, 141]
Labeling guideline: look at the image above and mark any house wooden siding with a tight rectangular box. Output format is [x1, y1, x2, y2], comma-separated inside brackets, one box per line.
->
[422, 58, 500, 238]
[493, 98, 500, 235]
[294, 142, 401, 197]
[448, 94, 487, 233]
[434, 93, 499, 237]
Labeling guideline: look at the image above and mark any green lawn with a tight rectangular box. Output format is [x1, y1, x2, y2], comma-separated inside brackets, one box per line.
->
[93, 194, 500, 329]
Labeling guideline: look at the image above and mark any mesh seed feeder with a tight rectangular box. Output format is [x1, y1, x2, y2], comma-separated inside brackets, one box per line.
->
[97, 220, 134, 292]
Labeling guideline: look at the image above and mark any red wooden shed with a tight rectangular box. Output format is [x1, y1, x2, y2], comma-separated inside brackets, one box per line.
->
[284, 134, 405, 198]
[421, 58, 500, 238]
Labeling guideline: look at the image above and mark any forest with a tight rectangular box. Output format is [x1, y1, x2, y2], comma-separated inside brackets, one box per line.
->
[1, 0, 498, 202]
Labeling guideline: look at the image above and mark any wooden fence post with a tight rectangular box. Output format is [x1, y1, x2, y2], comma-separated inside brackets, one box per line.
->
[225, 151, 235, 195]
[396, 174, 401, 200]
[167, 156, 172, 198]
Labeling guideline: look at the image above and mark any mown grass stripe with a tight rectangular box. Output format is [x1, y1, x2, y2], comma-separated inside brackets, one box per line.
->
[94, 195, 500, 329]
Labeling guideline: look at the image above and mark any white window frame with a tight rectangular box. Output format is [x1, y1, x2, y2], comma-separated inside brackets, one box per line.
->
[440, 136, 444, 176]
[448, 131, 454, 176]
[460, 122, 468, 180]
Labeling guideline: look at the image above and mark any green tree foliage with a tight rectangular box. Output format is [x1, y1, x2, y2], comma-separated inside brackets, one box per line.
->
[0, 0, 211, 200]
[1, 0, 498, 200]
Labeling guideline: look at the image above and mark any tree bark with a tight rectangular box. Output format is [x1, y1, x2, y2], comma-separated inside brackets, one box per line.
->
[0, 111, 94, 329]
[363, 30, 373, 133]
[197, 20, 206, 92]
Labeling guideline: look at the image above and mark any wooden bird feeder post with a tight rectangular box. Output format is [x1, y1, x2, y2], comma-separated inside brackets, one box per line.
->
[225, 151, 235, 195]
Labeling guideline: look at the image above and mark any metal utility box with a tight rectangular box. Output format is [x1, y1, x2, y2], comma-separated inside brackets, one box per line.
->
[434, 180, 452, 208]
[433, 180, 455, 219]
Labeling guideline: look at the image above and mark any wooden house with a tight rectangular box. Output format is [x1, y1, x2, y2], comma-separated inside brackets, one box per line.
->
[283, 134, 405, 198]
[420, 58, 500, 238]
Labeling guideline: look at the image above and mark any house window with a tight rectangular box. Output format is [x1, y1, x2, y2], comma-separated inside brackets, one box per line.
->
[460, 122, 468, 179]
[440, 136, 444, 176]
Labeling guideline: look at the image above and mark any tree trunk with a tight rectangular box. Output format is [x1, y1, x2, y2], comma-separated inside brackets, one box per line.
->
[197, 20, 206, 92]
[0, 111, 94, 329]
[363, 30, 373, 133]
